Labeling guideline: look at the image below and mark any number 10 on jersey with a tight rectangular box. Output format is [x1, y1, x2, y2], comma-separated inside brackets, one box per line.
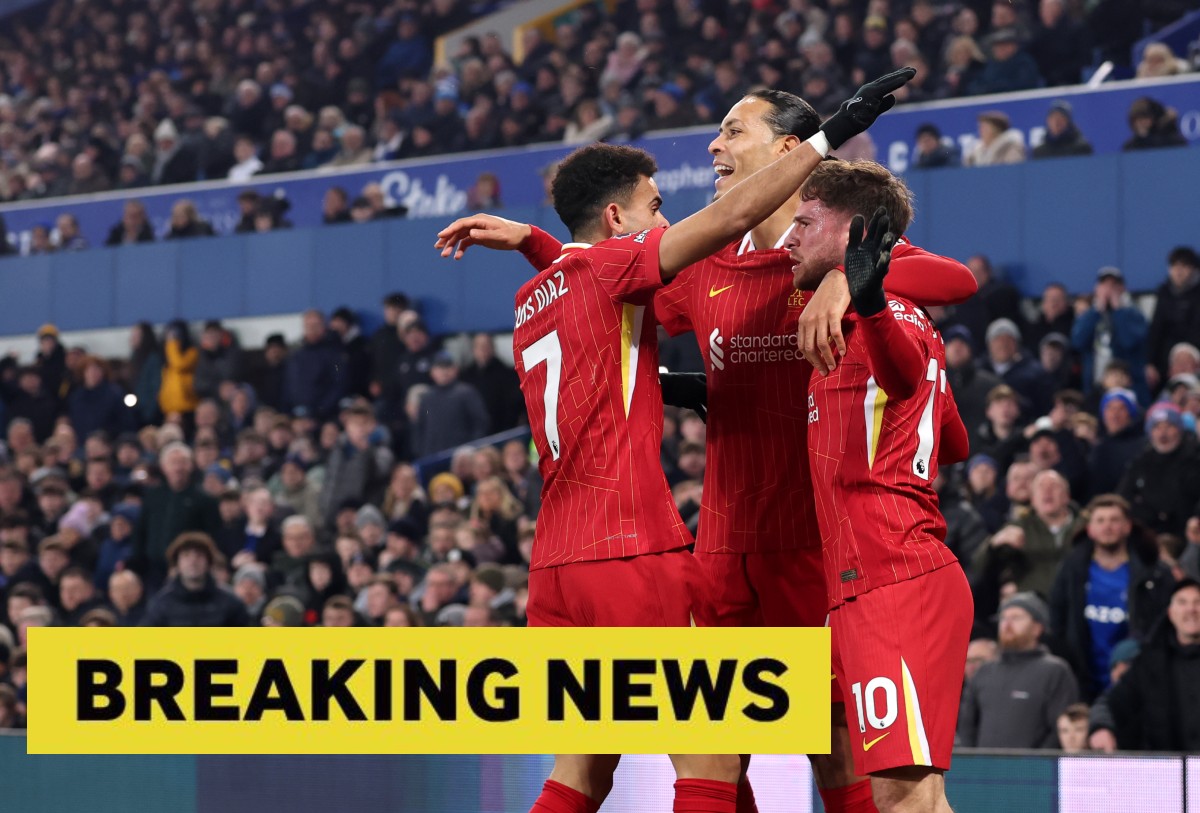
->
[523, 331, 563, 460]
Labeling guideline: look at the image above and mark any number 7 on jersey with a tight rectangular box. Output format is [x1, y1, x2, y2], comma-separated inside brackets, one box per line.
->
[523, 330, 563, 460]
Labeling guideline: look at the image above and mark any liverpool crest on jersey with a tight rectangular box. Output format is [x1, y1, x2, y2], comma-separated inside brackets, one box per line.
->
[787, 290, 806, 309]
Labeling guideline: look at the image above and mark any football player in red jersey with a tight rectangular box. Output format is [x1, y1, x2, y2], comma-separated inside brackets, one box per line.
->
[439, 94, 975, 813]
[788, 162, 972, 813]
[437, 71, 917, 813]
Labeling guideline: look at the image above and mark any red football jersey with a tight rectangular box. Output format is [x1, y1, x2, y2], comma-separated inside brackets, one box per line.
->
[519, 227, 976, 557]
[654, 240, 818, 554]
[806, 296, 960, 607]
[654, 238, 976, 555]
[513, 227, 693, 571]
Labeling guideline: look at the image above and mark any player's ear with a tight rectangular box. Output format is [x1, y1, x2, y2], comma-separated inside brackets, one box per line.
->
[602, 201, 623, 235]
[777, 134, 801, 155]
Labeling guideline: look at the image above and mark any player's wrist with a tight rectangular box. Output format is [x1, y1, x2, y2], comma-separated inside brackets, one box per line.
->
[805, 131, 832, 158]
[517, 224, 539, 250]
[854, 292, 887, 318]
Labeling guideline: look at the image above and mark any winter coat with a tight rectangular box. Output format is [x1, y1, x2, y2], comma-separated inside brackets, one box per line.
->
[1071, 306, 1150, 403]
[68, 382, 131, 440]
[1147, 277, 1200, 375]
[283, 336, 347, 422]
[969, 51, 1044, 96]
[965, 128, 1027, 167]
[141, 575, 249, 627]
[460, 357, 525, 432]
[318, 439, 395, 528]
[133, 349, 163, 425]
[194, 345, 241, 401]
[1049, 537, 1175, 700]
[1032, 126, 1094, 159]
[159, 338, 199, 414]
[1089, 618, 1200, 751]
[1118, 437, 1200, 536]
[979, 354, 1055, 418]
[129, 482, 223, 591]
[1087, 425, 1146, 499]
[958, 645, 1079, 748]
[412, 381, 490, 457]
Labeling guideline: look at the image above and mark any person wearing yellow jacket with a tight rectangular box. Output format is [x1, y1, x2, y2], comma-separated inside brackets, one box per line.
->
[159, 319, 199, 415]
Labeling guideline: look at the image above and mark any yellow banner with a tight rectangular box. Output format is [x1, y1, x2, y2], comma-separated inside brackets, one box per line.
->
[28, 627, 830, 755]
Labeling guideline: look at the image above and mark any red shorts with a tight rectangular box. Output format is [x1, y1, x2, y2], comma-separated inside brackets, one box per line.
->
[526, 549, 699, 627]
[693, 548, 842, 704]
[831, 564, 973, 776]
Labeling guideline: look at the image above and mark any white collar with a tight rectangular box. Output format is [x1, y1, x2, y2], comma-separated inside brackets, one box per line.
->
[737, 223, 794, 255]
[554, 242, 592, 263]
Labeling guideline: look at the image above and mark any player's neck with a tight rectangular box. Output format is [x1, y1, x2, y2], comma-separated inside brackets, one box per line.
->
[747, 206, 795, 252]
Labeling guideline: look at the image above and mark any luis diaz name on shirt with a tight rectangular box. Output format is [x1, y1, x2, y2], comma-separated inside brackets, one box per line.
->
[515, 270, 571, 329]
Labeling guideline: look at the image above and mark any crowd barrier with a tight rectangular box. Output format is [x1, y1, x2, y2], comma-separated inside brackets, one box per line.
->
[2, 734, 1197, 813]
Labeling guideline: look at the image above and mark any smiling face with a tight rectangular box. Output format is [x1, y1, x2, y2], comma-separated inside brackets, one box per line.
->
[610, 175, 669, 235]
[708, 96, 790, 199]
[783, 196, 854, 290]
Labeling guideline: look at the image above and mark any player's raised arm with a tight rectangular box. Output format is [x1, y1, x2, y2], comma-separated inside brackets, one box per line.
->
[657, 68, 914, 278]
[845, 209, 928, 401]
[435, 213, 564, 268]
[939, 385, 970, 465]
[885, 246, 978, 305]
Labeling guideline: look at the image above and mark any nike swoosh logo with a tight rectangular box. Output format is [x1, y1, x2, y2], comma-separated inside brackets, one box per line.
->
[863, 732, 890, 752]
[709, 284, 734, 297]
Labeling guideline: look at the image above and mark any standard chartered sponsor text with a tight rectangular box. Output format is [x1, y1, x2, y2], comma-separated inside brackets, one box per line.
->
[727, 333, 803, 364]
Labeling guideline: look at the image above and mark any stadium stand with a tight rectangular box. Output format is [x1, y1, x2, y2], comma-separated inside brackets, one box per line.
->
[2, 1, 1200, 803]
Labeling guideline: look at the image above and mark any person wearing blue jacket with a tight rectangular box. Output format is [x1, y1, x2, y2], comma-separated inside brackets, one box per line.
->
[283, 310, 347, 423]
[1072, 267, 1149, 404]
[68, 357, 132, 440]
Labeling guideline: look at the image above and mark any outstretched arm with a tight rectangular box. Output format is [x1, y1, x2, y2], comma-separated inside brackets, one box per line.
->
[885, 246, 977, 306]
[434, 214, 563, 266]
[659, 69, 914, 280]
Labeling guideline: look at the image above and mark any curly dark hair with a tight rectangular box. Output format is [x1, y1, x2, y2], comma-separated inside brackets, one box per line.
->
[551, 144, 658, 238]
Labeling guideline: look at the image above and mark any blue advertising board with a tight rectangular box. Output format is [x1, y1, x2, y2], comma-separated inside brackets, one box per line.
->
[1, 76, 1197, 255]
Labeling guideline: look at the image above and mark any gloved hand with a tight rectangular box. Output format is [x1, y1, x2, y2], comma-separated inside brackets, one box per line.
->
[820, 67, 916, 149]
[844, 207, 897, 318]
[660, 372, 707, 421]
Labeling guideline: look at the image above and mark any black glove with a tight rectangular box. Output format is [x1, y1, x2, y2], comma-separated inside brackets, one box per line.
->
[660, 372, 707, 421]
[820, 67, 916, 149]
[845, 207, 898, 318]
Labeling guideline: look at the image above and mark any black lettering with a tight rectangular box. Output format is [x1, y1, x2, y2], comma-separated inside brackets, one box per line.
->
[741, 658, 789, 722]
[194, 659, 239, 721]
[467, 658, 519, 722]
[547, 660, 601, 721]
[403, 660, 456, 720]
[612, 659, 658, 722]
[133, 660, 185, 721]
[77, 660, 125, 721]
[312, 659, 367, 721]
[663, 659, 736, 721]
[244, 659, 305, 721]
[374, 660, 393, 721]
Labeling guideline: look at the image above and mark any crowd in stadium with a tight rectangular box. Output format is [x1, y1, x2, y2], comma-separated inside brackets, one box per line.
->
[1, 243, 1199, 750]
[1, 0, 1200, 769]
[0, 0, 1197, 215]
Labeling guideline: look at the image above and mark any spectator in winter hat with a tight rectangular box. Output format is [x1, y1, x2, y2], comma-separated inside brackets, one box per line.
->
[1116, 403, 1200, 536]
[1032, 100, 1093, 160]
